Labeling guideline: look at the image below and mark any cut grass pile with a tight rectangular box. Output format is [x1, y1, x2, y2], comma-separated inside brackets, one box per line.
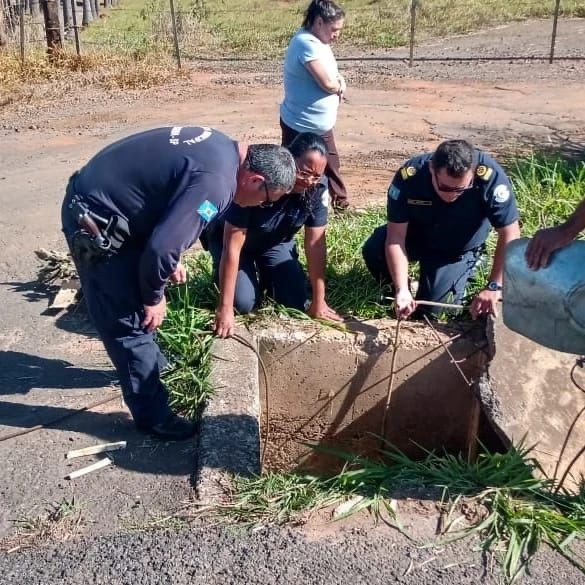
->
[220, 443, 585, 583]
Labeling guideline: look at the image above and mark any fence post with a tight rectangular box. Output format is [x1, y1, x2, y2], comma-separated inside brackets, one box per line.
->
[70, 0, 80, 55]
[19, 0, 25, 64]
[41, 0, 63, 57]
[169, 0, 182, 69]
[409, 0, 417, 68]
[549, 0, 561, 64]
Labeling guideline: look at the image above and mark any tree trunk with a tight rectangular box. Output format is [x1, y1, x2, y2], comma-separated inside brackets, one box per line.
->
[41, 0, 62, 55]
[62, 0, 73, 39]
[0, 6, 8, 47]
[81, 0, 92, 27]
[89, 0, 97, 18]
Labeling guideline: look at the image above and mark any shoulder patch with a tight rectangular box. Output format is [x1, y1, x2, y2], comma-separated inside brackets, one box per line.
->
[400, 166, 417, 181]
[388, 184, 401, 200]
[197, 200, 218, 222]
[493, 184, 510, 203]
[476, 165, 494, 181]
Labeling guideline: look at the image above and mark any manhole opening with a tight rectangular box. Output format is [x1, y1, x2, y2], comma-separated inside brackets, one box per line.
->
[258, 321, 503, 474]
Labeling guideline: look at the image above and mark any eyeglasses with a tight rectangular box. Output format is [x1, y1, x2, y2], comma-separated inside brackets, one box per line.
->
[260, 180, 274, 208]
[296, 167, 322, 183]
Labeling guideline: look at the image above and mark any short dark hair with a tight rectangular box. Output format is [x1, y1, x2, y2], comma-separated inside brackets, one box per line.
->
[431, 140, 475, 177]
[287, 132, 328, 159]
[245, 144, 296, 192]
[302, 0, 345, 28]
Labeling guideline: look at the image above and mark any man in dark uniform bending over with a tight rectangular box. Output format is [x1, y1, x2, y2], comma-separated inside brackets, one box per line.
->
[61, 126, 296, 440]
[362, 139, 520, 319]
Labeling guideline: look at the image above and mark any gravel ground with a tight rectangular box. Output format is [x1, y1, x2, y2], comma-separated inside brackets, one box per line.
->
[1, 522, 585, 585]
[1, 18, 584, 585]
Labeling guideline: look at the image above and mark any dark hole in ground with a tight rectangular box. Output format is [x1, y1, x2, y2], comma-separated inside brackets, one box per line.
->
[258, 320, 506, 474]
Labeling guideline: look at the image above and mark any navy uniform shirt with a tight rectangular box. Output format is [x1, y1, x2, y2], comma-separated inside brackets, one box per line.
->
[387, 151, 519, 257]
[71, 126, 239, 305]
[210, 178, 329, 253]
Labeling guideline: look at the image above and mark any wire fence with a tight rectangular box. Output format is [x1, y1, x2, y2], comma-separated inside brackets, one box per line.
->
[1, 0, 583, 68]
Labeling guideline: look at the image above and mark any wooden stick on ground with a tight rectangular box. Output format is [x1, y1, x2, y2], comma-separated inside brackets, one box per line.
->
[66, 441, 127, 460]
[65, 458, 112, 480]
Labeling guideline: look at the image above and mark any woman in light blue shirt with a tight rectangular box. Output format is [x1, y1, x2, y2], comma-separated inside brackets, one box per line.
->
[280, 0, 350, 211]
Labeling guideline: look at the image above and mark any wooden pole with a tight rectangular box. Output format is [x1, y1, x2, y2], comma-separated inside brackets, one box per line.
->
[169, 0, 182, 69]
[409, 0, 417, 68]
[40, 0, 62, 56]
[70, 0, 80, 55]
[19, 0, 25, 64]
[549, 0, 561, 64]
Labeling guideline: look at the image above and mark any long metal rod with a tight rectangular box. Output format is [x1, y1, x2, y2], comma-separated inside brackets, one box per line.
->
[381, 318, 402, 439]
[549, 0, 561, 65]
[383, 296, 465, 311]
[423, 315, 471, 386]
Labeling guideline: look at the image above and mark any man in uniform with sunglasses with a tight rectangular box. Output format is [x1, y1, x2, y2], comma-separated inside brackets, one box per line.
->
[362, 139, 520, 320]
[61, 126, 295, 440]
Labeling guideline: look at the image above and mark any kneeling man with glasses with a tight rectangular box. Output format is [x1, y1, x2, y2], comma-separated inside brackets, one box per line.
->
[362, 139, 520, 320]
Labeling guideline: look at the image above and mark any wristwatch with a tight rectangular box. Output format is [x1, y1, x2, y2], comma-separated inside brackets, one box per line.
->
[485, 281, 502, 292]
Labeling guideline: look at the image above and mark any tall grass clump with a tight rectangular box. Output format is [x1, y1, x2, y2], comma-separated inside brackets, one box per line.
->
[158, 254, 217, 417]
[510, 154, 585, 237]
[316, 207, 388, 319]
[223, 442, 585, 583]
[0, 46, 186, 106]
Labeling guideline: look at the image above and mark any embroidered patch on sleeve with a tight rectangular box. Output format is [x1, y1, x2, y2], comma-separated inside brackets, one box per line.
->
[493, 184, 510, 203]
[388, 185, 401, 200]
[197, 200, 219, 222]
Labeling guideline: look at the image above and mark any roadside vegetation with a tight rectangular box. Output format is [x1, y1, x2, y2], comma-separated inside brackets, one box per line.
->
[217, 443, 585, 584]
[160, 153, 585, 413]
[77, 0, 585, 58]
[2, 0, 584, 104]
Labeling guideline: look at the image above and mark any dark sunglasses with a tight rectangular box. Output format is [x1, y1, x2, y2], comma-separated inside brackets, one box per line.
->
[433, 171, 474, 194]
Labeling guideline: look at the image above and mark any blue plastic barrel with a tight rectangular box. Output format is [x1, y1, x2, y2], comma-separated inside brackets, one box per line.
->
[503, 238, 585, 355]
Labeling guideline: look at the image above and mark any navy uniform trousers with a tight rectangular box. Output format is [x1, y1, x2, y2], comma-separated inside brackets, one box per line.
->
[61, 193, 172, 428]
[208, 237, 308, 314]
[362, 225, 483, 315]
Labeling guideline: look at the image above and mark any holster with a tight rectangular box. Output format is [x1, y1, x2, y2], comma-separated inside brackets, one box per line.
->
[68, 195, 130, 265]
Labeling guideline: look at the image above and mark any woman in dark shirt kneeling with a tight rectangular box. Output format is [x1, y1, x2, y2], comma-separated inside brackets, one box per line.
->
[207, 132, 342, 338]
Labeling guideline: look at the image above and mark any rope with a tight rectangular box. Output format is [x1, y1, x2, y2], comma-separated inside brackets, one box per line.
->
[554, 356, 585, 492]
[0, 393, 120, 443]
[230, 333, 271, 470]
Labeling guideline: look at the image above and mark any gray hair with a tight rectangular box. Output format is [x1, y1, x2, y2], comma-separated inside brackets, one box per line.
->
[245, 144, 296, 192]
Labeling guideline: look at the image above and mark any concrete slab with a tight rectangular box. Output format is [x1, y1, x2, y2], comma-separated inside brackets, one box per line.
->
[483, 316, 585, 489]
[194, 329, 261, 503]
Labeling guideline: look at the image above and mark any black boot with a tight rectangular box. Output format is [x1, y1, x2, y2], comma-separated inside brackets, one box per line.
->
[137, 412, 198, 441]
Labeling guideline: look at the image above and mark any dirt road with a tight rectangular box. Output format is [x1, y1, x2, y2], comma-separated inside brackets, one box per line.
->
[0, 19, 584, 583]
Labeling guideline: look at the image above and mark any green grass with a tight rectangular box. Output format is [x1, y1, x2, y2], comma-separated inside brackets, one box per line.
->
[158, 154, 585, 414]
[220, 443, 585, 583]
[77, 0, 585, 59]
[157, 254, 216, 417]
